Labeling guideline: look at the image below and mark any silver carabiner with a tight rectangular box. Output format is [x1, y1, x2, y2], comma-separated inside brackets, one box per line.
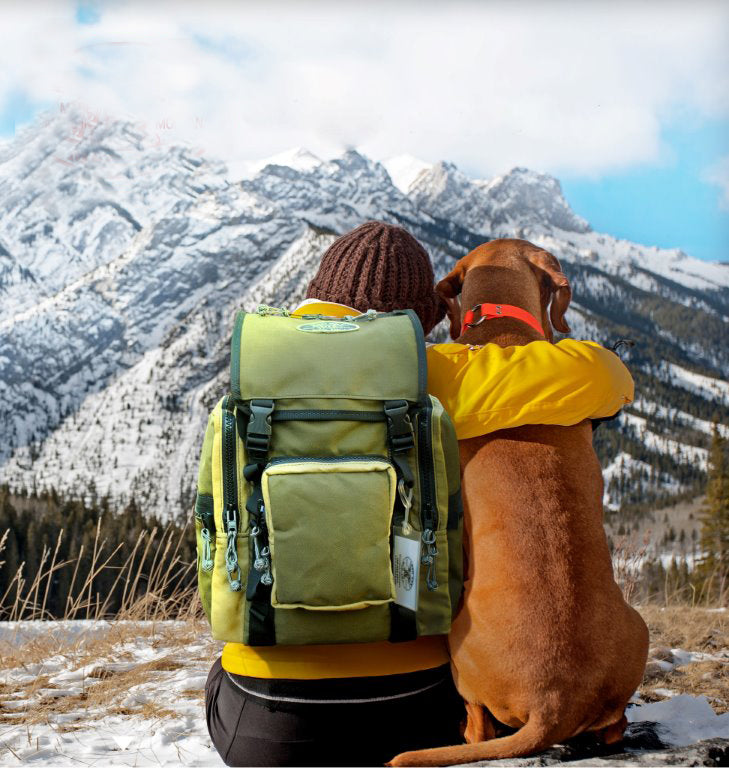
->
[421, 528, 439, 591]
[250, 522, 273, 585]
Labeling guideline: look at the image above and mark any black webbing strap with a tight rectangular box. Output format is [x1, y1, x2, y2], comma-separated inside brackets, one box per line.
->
[384, 399, 417, 642]
[384, 400, 415, 505]
[389, 603, 417, 643]
[243, 399, 276, 646]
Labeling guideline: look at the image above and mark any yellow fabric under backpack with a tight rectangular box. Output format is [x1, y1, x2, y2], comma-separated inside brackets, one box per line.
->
[221, 301, 633, 679]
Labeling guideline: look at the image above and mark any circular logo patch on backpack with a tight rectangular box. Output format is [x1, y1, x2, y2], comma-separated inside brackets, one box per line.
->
[296, 321, 360, 333]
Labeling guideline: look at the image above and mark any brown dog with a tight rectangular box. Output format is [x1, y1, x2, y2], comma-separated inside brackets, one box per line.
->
[389, 239, 648, 766]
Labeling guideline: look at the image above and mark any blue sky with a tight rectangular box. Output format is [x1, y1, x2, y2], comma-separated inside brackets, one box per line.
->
[561, 119, 729, 262]
[1, 1, 728, 263]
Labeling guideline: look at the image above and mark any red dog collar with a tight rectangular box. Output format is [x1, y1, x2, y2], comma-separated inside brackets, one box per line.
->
[461, 303, 545, 337]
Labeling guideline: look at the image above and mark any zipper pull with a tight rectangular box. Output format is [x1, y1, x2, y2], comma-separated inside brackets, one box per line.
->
[397, 479, 413, 536]
[224, 504, 242, 591]
[200, 528, 214, 572]
[250, 522, 273, 587]
[421, 528, 439, 591]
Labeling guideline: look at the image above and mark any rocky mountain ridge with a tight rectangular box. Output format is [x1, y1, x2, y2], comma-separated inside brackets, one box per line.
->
[1, 108, 728, 521]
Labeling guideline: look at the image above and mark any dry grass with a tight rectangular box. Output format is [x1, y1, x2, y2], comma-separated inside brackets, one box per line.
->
[0, 521, 214, 733]
[0, 613, 198, 673]
[611, 533, 652, 605]
[637, 605, 728, 714]
[0, 619, 217, 728]
[0, 521, 201, 623]
[639, 658, 728, 714]
[639, 605, 728, 652]
[0, 518, 726, 735]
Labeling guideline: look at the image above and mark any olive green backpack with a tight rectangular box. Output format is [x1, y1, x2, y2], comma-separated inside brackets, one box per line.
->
[194, 306, 463, 646]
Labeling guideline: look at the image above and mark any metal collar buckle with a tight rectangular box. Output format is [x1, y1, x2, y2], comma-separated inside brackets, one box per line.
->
[466, 304, 502, 329]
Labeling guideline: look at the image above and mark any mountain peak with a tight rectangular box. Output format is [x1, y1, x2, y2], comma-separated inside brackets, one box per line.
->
[248, 146, 323, 176]
[382, 155, 432, 193]
[334, 148, 376, 171]
[482, 167, 591, 233]
[405, 160, 590, 235]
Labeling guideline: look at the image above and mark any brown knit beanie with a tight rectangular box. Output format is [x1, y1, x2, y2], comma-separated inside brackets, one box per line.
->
[306, 221, 445, 335]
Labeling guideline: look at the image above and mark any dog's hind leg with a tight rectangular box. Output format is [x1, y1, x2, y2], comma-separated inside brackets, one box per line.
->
[594, 714, 628, 745]
[464, 702, 496, 743]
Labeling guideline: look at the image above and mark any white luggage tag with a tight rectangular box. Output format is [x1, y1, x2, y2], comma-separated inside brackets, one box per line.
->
[393, 530, 420, 612]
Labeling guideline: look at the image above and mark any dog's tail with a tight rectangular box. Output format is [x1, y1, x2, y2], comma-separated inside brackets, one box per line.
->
[387, 715, 564, 767]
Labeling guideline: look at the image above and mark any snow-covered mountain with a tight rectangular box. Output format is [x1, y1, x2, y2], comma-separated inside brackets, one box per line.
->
[1, 109, 728, 519]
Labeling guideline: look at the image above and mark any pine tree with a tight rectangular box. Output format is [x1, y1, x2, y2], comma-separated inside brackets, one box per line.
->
[695, 427, 729, 602]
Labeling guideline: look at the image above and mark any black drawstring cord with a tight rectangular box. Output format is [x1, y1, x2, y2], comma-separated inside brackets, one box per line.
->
[611, 339, 635, 356]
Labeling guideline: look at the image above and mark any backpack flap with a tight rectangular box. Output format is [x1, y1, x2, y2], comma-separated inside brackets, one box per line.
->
[230, 310, 427, 404]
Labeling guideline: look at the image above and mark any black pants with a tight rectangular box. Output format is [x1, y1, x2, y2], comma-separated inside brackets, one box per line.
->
[205, 658, 465, 767]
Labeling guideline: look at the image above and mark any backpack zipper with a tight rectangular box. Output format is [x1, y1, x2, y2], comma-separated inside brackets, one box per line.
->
[418, 399, 439, 590]
[222, 396, 242, 591]
[266, 455, 392, 466]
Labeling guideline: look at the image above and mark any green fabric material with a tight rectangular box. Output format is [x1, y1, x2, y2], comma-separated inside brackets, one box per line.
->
[235, 312, 421, 402]
[430, 397, 449, 532]
[211, 532, 249, 643]
[263, 459, 396, 610]
[230, 312, 245, 400]
[415, 529, 452, 637]
[440, 408, 461, 495]
[269, 419, 386, 460]
[197, 415, 215, 496]
[194, 492, 214, 522]
[263, 397, 385, 414]
[274, 603, 392, 646]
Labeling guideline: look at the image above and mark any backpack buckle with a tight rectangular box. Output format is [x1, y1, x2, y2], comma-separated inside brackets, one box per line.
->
[384, 400, 414, 454]
[247, 399, 275, 460]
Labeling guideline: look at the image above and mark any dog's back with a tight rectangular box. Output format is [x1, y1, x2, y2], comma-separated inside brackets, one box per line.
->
[389, 240, 648, 766]
[452, 422, 647, 735]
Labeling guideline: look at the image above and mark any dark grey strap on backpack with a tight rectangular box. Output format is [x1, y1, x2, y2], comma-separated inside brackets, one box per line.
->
[385, 400, 418, 642]
[244, 399, 276, 646]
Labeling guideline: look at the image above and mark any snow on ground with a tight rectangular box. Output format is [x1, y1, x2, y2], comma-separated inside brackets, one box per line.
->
[601, 451, 669, 511]
[662, 362, 729, 407]
[0, 620, 727, 765]
[626, 695, 729, 747]
[0, 620, 222, 766]
[631, 397, 729, 439]
[620, 412, 709, 470]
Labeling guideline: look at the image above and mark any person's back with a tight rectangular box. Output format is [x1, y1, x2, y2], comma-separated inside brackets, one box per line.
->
[201, 222, 465, 767]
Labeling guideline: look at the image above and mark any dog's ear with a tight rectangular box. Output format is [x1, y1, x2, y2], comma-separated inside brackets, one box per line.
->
[436, 262, 466, 340]
[528, 250, 571, 335]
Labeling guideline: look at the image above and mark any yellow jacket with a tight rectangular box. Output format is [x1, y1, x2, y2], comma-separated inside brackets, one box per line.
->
[427, 340, 633, 440]
[222, 302, 632, 679]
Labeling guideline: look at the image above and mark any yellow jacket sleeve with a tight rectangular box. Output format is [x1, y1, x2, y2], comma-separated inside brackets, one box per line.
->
[426, 340, 634, 440]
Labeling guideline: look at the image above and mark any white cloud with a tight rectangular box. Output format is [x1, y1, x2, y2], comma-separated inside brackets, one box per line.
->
[1, 0, 728, 179]
[702, 155, 729, 209]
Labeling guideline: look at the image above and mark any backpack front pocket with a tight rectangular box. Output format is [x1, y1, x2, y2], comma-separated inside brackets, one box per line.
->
[262, 458, 397, 611]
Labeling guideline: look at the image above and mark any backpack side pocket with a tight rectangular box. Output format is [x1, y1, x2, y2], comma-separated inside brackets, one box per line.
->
[194, 412, 216, 622]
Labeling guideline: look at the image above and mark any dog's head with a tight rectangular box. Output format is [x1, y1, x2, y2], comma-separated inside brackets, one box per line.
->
[436, 239, 572, 342]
